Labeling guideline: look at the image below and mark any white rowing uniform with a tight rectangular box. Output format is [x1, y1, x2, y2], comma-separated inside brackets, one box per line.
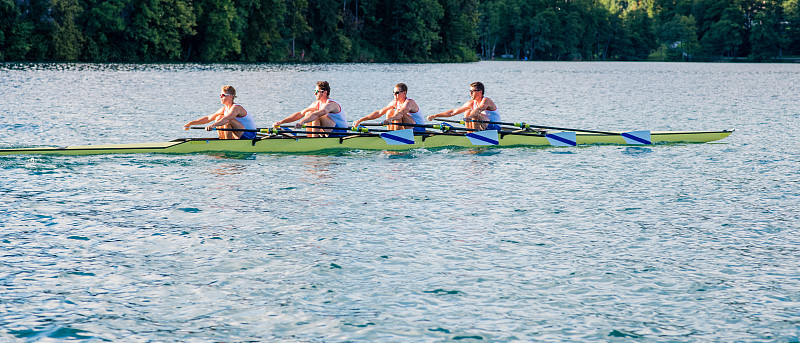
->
[396, 98, 425, 132]
[319, 99, 348, 130]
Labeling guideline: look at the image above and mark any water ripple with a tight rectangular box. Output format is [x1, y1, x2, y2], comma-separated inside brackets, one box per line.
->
[1, 62, 799, 342]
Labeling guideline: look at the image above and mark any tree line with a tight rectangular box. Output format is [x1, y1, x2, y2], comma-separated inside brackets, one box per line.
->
[1, 0, 798, 62]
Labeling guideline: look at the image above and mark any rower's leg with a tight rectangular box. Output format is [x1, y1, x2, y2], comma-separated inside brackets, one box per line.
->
[210, 114, 231, 139]
[388, 110, 414, 131]
[216, 123, 235, 139]
[386, 109, 399, 130]
[309, 118, 324, 137]
[399, 113, 415, 130]
[465, 118, 476, 130]
[227, 118, 245, 139]
[475, 113, 489, 130]
[317, 116, 336, 130]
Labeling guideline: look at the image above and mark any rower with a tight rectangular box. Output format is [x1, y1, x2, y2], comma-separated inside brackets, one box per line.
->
[183, 85, 257, 139]
[272, 81, 348, 137]
[351, 83, 425, 132]
[427, 82, 501, 131]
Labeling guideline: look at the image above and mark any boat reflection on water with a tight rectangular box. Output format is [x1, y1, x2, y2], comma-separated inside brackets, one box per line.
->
[208, 163, 248, 176]
[301, 156, 339, 182]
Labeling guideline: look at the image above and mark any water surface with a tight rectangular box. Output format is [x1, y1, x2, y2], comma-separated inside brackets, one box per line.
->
[1, 61, 799, 342]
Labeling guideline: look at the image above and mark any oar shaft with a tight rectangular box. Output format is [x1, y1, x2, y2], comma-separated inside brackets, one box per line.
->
[357, 122, 476, 132]
[433, 119, 619, 135]
[188, 126, 261, 132]
[486, 121, 619, 135]
[259, 128, 378, 136]
[191, 125, 367, 132]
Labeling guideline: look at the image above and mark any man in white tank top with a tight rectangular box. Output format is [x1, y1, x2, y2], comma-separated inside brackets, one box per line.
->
[183, 85, 257, 139]
[273, 81, 348, 137]
[427, 82, 500, 131]
[352, 83, 424, 132]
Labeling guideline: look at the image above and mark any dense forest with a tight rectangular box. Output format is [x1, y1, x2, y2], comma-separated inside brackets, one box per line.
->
[1, 0, 799, 62]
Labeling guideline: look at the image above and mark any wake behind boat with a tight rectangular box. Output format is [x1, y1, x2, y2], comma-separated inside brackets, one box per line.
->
[0, 123, 733, 156]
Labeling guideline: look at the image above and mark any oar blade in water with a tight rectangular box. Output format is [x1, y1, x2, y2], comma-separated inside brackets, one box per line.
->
[545, 132, 577, 146]
[621, 130, 652, 145]
[465, 130, 499, 145]
[380, 129, 415, 145]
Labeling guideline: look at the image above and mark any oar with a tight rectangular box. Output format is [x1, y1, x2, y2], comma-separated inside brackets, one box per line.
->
[188, 126, 261, 132]
[296, 125, 395, 133]
[191, 125, 378, 133]
[190, 126, 376, 137]
[431, 118, 537, 132]
[433, 119, 652, 145]
[259, 127, 380, 137]
[359, 122, 474, 132]
[269, 126, 418, 145]
[432, 119, 615, 135]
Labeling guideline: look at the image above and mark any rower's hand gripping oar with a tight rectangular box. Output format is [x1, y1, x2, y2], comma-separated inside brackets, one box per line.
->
[188, 126, 261, 132]
[434, 119, 652, 145]
[359, 122, 465, 132]
[359, 122, 500, 145]
[358, 122, 498, 145]
[272, 125, 416, 145]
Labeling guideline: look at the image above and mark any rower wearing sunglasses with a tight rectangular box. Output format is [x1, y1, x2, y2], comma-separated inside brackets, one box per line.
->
[183, 85, 257, 139]
[272, 81, 348, 136]
[427, 82, 501, 131]
[351, 83, 425, 132]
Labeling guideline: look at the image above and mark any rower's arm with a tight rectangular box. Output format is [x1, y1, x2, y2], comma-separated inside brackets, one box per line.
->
[385, 100, 415, 122]
[273, 108, 311, 127]
[464, 98, 495, 120]
[353, 103, 393, 126]
[184, 108, 223, 129]
[427, 102, 470, 121]
[353, 111, 383, 127]
[297, 101, 338, 126]
[298, 109, 329, 126]
[208, 105, 245, 128]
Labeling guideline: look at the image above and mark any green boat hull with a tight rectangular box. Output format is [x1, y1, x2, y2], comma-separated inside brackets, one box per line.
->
[0, 130, 734, 156]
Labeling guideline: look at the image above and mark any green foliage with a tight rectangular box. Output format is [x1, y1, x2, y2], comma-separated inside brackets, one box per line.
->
[698, 6, 744, 59]
[82, 0, 127, 61]
[305, 0, 351, 61]
[0, 0, 31, 60]
[236, 0, 286, 61]
[749, 8, 786, 60]
[610, 7, 658, 60]
[391, 0, 444, 61]
[784, 0, 800, 54]
[126, 0, 196, 61]
[660, 14, 699, 60]
[51, 0, 85, 60]
[436, 0, 479, 61]
[0, 0, 798, 62]
[191, 0, 241, 61]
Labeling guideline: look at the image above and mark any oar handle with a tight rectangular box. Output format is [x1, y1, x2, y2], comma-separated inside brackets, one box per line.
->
[355, 121, 475, 132]
[188, 126, 261, 132]
[258, 127, 378, 136]
[435, 118, 465, 124]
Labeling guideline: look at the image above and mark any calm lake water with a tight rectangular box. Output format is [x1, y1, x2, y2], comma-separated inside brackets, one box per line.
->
[1, 61, 799, 342]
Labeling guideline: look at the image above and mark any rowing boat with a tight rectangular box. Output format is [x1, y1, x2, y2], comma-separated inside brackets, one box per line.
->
[0, 129, 734, 156]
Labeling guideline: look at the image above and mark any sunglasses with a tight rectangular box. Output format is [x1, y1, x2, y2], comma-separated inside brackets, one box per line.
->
[469, 89, 480, 93]
[220, 93, 233, 97]
[314, 89, 325, 94]
[393, 91, 403, 95]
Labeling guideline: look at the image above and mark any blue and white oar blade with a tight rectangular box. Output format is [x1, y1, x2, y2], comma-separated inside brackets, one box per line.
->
[545, 132, 577, 146]
[621, 130, 651, 145]
[380, 129, 416, 145]
[465, 130, 499, 145]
